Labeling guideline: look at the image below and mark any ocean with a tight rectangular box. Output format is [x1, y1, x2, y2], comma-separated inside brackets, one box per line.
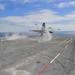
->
[53, 31, 75, 36]
[0, 31, 75, 41]
[0, 31, 75, 37]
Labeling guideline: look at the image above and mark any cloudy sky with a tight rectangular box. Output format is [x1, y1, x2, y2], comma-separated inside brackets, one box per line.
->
[0, 0, 75, 32]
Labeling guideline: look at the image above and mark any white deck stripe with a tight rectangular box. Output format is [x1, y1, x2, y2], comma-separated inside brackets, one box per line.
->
[66, 38, 72, 43]
[65, 44, 69, 48]
[50, 53, 60, 64]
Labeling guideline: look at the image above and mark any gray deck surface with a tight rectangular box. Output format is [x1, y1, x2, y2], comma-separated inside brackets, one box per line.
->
[0, 36, 75, 75]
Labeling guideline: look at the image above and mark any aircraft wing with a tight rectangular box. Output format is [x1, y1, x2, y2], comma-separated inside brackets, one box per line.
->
[30, 30, 46, 33]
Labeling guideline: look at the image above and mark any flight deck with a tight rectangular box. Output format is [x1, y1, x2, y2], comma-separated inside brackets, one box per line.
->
[0, 36, 75, 75]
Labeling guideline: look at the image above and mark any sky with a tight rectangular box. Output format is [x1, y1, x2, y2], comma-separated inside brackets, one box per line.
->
[0, 0, 75, 32]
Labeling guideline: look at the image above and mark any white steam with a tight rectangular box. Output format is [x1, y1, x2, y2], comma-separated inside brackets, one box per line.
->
[1, 33, 27, 41]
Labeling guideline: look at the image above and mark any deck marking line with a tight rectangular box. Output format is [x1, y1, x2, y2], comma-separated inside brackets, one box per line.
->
[38, 63, 51, 75]
[38, 53, 61, 75]
[38, 46, 68, 75]
[66, 38, 72, 43]
[65, 45, 69, 48]
[55, 38, 71, 47]
[38, 38, 70, 75]
[64, 38, 70, 43]
[50, 53, 60, 63]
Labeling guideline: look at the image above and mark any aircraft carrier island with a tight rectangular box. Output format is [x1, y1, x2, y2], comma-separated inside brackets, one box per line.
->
[0, 36, 75, 75]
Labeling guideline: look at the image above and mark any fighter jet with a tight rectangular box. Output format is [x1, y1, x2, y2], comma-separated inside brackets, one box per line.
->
[30, 22, 53, 42]
[30, 22, 53, 35]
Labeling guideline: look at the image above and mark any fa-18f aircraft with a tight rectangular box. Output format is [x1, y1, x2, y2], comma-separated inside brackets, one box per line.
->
[30, 22, 54, 42]
[30, 23, 53, 34]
